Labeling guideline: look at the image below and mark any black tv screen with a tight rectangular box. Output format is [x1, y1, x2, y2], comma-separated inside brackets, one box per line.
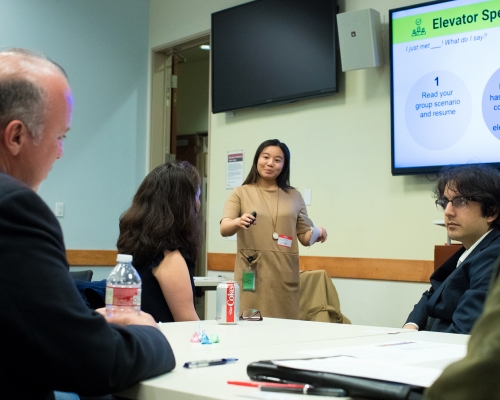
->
[390, 0, 500, 175]
[211, 0, 338, 114]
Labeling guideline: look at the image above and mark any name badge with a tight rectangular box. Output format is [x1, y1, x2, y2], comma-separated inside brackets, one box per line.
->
[277, 234, 293, 248]
[242, 269, 256, 291]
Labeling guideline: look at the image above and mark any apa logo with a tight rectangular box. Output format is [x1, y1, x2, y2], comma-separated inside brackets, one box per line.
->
[412, 18, 427, 37]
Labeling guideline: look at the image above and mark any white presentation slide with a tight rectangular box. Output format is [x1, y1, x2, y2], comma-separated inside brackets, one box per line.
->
[391, 0, 500, 172]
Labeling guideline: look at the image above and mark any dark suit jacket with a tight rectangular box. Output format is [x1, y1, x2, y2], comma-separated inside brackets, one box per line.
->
[0, 173, 175, 399]
[406, 228, 500, 333]
[425, 256, 500, 400]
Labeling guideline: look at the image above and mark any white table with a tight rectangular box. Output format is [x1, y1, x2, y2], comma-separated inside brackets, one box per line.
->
[193, 276, 231, 290]
[118, 319, 468, 399]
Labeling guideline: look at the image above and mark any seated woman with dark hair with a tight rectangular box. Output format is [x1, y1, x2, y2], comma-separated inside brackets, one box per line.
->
[117, 161, 202, 322]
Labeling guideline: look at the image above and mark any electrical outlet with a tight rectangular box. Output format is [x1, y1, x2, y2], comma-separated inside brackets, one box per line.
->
[55, 203, 64, 217]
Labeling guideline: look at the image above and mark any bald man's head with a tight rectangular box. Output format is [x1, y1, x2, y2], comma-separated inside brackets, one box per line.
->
[0, 49, 73, 190]
[0, 49, 67, 141]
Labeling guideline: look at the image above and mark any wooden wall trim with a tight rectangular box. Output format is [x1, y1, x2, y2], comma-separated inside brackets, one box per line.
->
[207, 253, 236, 272]
[67, 250, 435, 283]
[207, 252, 434, 283]
[66, 250, 117, 266]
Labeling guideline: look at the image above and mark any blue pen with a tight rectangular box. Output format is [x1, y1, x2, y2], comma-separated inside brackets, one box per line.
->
[183, 358, 238, 369]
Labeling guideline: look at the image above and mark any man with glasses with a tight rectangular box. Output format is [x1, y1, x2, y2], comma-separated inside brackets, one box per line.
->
[404, 165, 500, 334]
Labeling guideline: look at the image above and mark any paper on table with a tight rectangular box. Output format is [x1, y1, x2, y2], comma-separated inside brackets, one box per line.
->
[296, 341, 467, 366]
[274, 356, 443, 388]
[273, 341, 467, 388]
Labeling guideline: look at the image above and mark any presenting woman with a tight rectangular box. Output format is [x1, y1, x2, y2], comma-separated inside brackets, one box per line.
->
[117, 161, 202, 322]
[220, 139, 327, 319]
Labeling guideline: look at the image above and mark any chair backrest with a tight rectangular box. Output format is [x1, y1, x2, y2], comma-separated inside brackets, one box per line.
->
[69, 270, 93, 282]
[299, 270, 350, 324]
[424, 317, 436, 331]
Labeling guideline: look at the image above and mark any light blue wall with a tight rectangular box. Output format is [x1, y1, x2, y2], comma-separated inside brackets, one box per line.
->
[0, 0, 149, 249]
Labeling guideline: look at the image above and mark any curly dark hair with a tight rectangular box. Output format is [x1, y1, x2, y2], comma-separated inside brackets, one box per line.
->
[117, 161, 202, 269]
[434, 164, 500, 229]
[242, 139, 294, 192]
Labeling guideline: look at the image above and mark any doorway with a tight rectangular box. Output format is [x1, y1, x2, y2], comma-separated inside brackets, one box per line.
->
[150, 34, 211, 317]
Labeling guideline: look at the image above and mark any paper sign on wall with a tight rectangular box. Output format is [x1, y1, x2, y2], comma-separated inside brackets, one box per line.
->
[226, 151, 243, 189]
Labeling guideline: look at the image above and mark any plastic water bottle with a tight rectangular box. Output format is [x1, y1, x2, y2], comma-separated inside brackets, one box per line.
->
[106, 254, 142, 316]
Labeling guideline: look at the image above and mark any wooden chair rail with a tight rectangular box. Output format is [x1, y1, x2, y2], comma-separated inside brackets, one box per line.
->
[67, 247, 458, 283]
[207, 253, 434, 283]
[66, 250, 117, 266]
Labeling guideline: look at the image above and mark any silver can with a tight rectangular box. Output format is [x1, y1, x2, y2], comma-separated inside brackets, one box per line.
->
[215, 281, 240, 324]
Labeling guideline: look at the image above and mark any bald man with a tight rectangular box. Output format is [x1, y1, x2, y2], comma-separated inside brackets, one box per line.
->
[0, 49, 175, 399]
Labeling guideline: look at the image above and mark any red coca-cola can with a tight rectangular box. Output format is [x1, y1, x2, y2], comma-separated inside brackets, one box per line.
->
[215, 281, 240, 324]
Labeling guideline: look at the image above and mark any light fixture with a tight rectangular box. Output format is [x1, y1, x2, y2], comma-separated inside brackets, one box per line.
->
[200, 44, 210, 50]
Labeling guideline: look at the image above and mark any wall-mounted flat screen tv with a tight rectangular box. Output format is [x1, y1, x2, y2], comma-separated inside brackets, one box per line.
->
[390, 0, 500, 175]
[211, 0, 338, 114]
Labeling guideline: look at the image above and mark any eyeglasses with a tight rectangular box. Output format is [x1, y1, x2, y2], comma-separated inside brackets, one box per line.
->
[435, 196, 474, 211]
[239, 308, 263, 321]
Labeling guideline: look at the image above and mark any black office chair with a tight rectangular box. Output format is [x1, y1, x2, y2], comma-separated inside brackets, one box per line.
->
[69, 270, 93, 282]
[424, 317, 436, 331]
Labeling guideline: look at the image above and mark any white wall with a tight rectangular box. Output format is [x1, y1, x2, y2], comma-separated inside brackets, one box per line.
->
[148, 0, 444, 327]
[148, 0, 447, 261]
[204, 271, 427, 327]
[333, 278, 427, 327]
[206, 0, 446, 262]
[0, 0, 150, 250]
[0, 0, 434, 327]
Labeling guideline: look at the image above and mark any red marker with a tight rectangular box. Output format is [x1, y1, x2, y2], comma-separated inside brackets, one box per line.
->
[227, 381, 304, 389]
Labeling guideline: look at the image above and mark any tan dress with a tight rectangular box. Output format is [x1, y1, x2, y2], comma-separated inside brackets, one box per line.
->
[222, 184, 311, 319]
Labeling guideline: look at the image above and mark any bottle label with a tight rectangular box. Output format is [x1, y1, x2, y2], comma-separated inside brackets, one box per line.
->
[106, 287, 141, 307]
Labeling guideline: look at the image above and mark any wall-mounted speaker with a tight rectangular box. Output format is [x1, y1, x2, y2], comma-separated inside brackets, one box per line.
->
[337, 8, 383, 72]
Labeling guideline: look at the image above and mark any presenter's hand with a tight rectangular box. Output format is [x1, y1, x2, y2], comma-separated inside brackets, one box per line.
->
[402, 323, 419, 330]
[316, 227, 328, 243]
[238, 213, 257, 230]
[95, 308, 159, 329]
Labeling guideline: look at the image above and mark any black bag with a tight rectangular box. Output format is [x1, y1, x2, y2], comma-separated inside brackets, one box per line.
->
[247, 360, 424, 400]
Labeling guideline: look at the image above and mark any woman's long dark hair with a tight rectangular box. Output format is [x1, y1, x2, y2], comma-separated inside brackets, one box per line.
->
[242, 139, 293, 192]
[117, 161, 202, 269]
